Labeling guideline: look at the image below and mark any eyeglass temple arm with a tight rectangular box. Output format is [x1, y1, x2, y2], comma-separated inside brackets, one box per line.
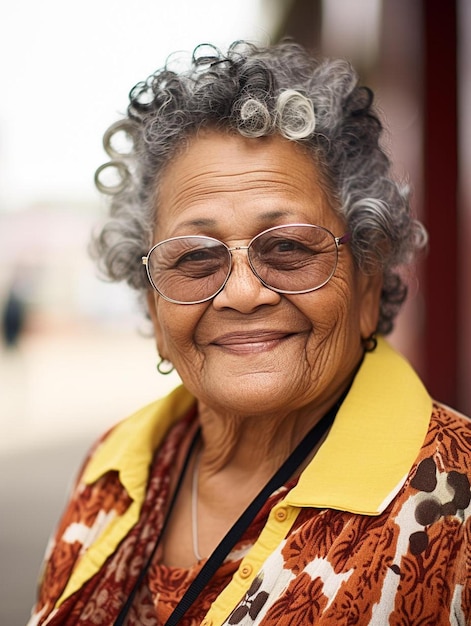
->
[336, 233, 351, 246]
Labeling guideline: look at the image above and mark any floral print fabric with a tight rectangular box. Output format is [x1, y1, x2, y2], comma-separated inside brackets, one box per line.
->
[222, 403, 471, 625]
[28, 409, 291, 626]
[28, 403, 471, 625]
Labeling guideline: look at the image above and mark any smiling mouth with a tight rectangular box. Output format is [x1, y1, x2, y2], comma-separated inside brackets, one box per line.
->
[210, 330, 296, 354]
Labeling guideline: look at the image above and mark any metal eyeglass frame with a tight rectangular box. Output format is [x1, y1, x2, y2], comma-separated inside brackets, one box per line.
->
[142, 223, 351, 305]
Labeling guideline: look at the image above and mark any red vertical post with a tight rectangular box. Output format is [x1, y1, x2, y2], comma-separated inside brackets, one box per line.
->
[422, 0, 459, 405]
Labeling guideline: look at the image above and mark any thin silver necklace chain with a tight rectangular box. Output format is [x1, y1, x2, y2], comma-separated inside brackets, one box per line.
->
[191, 449, 204, 562]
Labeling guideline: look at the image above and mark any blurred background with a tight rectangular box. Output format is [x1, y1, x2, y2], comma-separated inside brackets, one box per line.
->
[1, 0, 469, 623]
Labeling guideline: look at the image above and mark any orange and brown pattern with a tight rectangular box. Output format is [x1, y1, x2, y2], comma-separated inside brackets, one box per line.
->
[28, 403, 471, 625]
[224, 404, 471, 625]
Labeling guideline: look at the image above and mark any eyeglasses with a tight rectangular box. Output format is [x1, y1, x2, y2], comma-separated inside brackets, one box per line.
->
[142, 223, 350, 304]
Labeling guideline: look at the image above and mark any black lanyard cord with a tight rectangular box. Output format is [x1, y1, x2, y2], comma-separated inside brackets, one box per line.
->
[114, 396, 342, 626]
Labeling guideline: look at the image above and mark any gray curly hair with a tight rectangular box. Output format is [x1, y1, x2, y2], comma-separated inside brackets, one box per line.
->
[92, 40, 427, 334]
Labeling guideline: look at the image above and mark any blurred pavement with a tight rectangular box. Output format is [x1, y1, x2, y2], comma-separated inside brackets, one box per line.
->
[0, 325, 180, 625]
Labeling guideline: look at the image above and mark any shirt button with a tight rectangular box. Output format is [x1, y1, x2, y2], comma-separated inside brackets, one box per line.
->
[240, 563, 253, 578]
[275, 507, 288, 521]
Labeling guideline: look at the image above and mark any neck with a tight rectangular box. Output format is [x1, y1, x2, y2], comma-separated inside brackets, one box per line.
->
[195, 389, 345, 480]
[161, 381, 352, 567]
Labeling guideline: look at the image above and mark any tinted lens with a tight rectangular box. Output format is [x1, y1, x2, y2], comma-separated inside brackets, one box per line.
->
[147, 236, 231, 303]
[248, 225, 338, 293]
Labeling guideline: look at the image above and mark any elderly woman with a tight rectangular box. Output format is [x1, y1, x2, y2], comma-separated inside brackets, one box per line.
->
[29, 41, 470, 625]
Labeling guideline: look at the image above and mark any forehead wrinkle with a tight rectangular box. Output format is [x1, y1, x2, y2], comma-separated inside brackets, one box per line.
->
[163, 162, 310, 202]
[164, 179, 309, 216]
[155, 132, 339, 240]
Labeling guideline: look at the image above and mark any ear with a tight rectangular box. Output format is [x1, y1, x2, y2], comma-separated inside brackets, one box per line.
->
[358, 270, 383, 339]
[146, 290, 168, 358]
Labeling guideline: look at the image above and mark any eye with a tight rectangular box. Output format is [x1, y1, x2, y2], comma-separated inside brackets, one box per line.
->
[176, 248, 217, 265]
[259, 236, 314, 259]
[250, 233, 320, 275]
[172, 245, 227, 278]
[272, 238, 311, 253]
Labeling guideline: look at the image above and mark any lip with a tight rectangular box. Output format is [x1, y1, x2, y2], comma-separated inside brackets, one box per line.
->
[209, 330, 297, 354]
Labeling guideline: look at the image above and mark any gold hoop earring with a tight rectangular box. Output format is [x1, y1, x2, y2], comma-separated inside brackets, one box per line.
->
[363, 334, 378, 353]
[157, 358, 174, 375]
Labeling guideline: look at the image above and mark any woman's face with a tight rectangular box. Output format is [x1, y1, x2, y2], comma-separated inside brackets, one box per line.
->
[147, 131, 382, 416]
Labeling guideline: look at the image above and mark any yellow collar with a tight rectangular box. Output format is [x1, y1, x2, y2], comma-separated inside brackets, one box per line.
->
[286, 336, 432, 514]
[83, 387, 195, 500]
[84, 337, 431, 515]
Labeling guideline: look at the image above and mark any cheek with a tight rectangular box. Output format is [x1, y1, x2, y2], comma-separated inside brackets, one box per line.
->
[295, 273, 364, 358]
[308, 277, 357, 328]
[155, 301, 205, 356]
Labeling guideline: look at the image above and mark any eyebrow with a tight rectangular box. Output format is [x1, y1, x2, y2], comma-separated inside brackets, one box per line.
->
[176, 210, 295, 232]
[257, 210, 295, 222]
[177, 218, 218, 230]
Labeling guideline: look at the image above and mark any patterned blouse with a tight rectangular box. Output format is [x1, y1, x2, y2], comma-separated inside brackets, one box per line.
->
[27, 339, 471, 625]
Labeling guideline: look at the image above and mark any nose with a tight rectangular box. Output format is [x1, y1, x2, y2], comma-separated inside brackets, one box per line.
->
[212, 248, 281, 312]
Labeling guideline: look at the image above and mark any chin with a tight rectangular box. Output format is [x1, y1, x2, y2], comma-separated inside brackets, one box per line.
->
[203, 372, 302, 416]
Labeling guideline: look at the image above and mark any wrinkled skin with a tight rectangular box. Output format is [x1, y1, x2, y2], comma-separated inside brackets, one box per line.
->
[147, 131, 382, 429]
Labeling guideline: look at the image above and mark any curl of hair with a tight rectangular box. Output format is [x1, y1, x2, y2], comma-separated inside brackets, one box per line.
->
[276, 90, 316, 139]
[91, 40, 427, 334]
